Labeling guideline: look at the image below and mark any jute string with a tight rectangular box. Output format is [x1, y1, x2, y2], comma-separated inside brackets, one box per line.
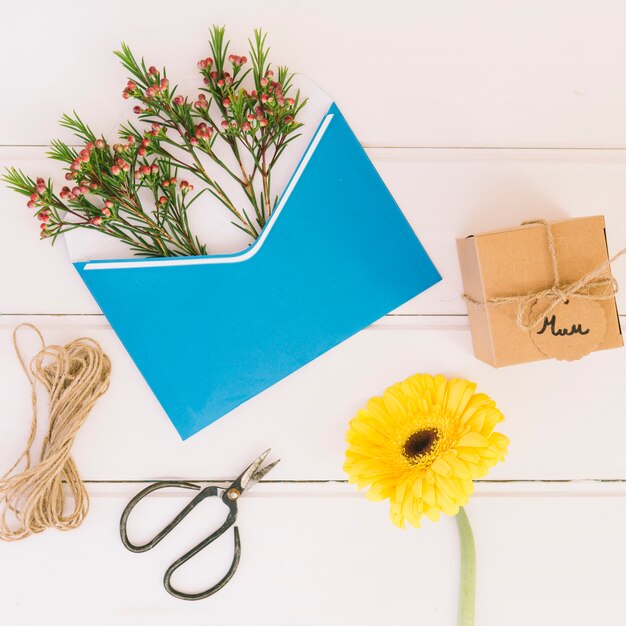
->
[463, 219, 626, 330]
[0, 324, 111, 541]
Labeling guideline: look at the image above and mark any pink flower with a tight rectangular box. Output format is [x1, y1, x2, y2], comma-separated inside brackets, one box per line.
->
[286, 98, 295, 106]
[102, 208, 111, 217]
[29, 193, 39, 201]
[104, 200, 113, 208]
[70, 161, 81, 171]
[189, 137, 199, 146]
[222, 98, 231, 107]
[151, 164, 158, 174]
[138, 147, 147, 156]
[173, 96, 184, 106]
[127, 80, 136, 90]
[111, 165, 121, 175]
[95, 139, 106, 149]
[79, 185, 89, 194]
[133, 105, 142, 114]
[127, 135, 136, 144]
[240, 56, 248, 64]
[259, 118, 268, 127]
[260, 77, 269, 87]
[221, 120, 229, 128]
[91, 216, 102, 225]
[148, 66, 158, 75]
[241, 122, 251, 132]
[158, 196, 167, 205]
[284, 115, 294, 123]
[27, 201, 36, 209]
[160, 78, 169, 90]
[210, 71, 218, 80]
[36, 178, 45, 185]
[122, 90, 130, 99]
[180, 180, 189, 190]
[197, 59, 208, 69]
[60, 187, 70, 199]
[216, 79, 225, 88]
[266, 70, 274, 79]
[139, 165, 150, 175]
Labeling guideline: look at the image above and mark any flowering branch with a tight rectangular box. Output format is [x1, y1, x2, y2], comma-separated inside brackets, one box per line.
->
[2, 26, 306, 257]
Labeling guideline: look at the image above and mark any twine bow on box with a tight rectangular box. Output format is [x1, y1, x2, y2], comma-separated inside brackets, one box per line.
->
[464, 219, 625, 330]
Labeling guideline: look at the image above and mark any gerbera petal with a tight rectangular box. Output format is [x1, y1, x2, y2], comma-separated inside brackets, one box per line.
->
[424, 505, 440, 522]
[431, 457, 452, 477]
[443, 452, 471, 479]
[412, 478, 423, 499]
[435, 475, 463, 502]
[457, 432, 488, 447]
[440, 503, 460, 516]
[422, 480, 437, 506]
[383, 387, 408, 419]
[456, 449, 481, 463]
[443, 378, 476, 417]
[489, 432, 510, 450]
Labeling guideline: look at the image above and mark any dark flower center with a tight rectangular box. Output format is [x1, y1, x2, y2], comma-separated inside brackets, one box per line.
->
[403, 428, 439, 462]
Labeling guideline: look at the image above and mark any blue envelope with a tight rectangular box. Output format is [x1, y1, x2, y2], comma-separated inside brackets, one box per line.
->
[75, 104, 441, 439]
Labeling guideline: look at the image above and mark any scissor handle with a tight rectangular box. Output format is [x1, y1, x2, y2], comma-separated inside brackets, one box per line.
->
[120, 481, 218, 552]
[164, 509, 241, 601]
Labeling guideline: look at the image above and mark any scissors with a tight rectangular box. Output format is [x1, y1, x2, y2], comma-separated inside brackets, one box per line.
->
[119, 449, 279, 601]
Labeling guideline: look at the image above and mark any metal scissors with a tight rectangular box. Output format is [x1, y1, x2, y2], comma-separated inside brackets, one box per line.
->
[119, 449, 279, 601]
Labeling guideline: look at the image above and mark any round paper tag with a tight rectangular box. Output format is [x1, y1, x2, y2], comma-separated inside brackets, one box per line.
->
[530, 298, 606, 361]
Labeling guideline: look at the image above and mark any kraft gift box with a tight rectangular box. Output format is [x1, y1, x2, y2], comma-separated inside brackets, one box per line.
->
[68, 81, 441, 439]
[457, 216, 623, 368]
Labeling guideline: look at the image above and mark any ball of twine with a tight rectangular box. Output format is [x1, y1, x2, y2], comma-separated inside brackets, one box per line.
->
[0, 324, 111, 541]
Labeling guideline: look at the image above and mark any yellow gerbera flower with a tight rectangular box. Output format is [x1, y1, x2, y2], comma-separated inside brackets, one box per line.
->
[344, 373, 509, 528]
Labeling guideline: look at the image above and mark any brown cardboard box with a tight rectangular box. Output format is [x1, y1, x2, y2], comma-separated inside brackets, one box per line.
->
[457, 216, 623, 367]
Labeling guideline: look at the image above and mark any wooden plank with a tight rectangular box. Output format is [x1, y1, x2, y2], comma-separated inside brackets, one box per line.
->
[5, 2, 626, 148]
[1, 147, 625, 315]
[0, 485, 624, 626]
[0, 315, 623, 481]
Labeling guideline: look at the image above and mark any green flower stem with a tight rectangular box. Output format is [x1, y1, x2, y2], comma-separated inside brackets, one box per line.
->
[457, 507, 476, 626]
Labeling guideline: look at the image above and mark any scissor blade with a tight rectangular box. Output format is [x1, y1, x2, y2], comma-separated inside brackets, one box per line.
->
[249, 459, 280, 486]
[231, 450, 279, 494]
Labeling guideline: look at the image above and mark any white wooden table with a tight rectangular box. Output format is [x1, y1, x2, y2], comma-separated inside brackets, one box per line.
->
[2, 2, 626, 624]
